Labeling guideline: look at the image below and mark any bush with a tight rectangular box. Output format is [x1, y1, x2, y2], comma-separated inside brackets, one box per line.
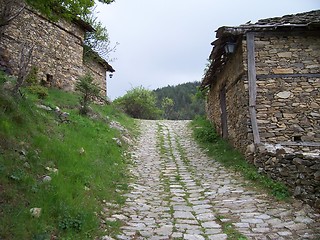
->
[114, 86, 162, 120]
[27, 85, 48, 99]
[192, 116, 218, 143]
[76, 73, 100, 115]
[25, 66, 39, 86]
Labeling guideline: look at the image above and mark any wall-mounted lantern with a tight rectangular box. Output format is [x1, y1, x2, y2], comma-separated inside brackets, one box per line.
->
[109, 73, 113, 78]
[224, 42, 237, 54]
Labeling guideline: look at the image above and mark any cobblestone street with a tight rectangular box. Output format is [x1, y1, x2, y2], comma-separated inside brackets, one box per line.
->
[110, 120, 320, 240]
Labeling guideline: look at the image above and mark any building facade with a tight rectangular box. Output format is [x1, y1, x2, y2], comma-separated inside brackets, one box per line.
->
[0, 6, 114, 95]
[201, 10, 320, 209]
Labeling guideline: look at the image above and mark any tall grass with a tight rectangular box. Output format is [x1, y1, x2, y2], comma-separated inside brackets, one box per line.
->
[190, 116, 290, 200]
[0, 73, 134, 239]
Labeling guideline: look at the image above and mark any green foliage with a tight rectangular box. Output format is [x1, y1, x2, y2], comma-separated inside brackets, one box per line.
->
[27, 85, 48, 99]
[153, 81, 205, 120]
[75, 73, 100, 115]
[190, 116, 290, 200]
[25, 0, 114, 20]
[217, 219, 247, 240]
[83, 11, 118, 62]
[114, 86, 162, 120]
[192, 116, 219, 143]
[0, 79, 134, 239]
[161, 97, 174, 119]
[25, 66, 39, 85]
[24, 66, 49, 99]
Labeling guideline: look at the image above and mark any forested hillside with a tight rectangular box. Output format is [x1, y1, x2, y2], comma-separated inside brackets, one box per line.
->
[153, 81, 205, 120]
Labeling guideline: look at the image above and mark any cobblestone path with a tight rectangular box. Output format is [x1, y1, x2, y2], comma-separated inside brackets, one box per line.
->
[112, 120, 320, 240]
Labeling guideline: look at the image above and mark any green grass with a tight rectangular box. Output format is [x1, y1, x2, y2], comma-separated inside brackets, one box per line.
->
[190, 116, 290, 200]
[0, 72, 135, 239]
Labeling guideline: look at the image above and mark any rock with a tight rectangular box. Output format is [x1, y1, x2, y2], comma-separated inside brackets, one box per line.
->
[36, 104, 52, 111]
[19, 149, 27, 156]
[42, 175, 52, 182]
[45, 167, 58, 174]
[112, 138, 122, 147]
[276, 91, 292, 99]
[310, 164, 320, 170]
[30, 208, 41, 218]
[272, 68, 294, 74]
[101, 236, 115, 240]
[291, 124, 304, 132]
[23, 162, 31, 169]
[246, 143, 255, 153]
[310, 112, 320, 118]
[294, 186, 302, 196]
[314, 171, 320, 181]
[112, 214, 128, 221]
[109, 121, 125, 132]
[293, 158, 313, 166]
[283, 113, 297, 118]
[79, 147, 85, 155]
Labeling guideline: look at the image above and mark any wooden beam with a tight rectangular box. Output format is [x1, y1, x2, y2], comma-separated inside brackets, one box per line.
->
[246, 32, 260, 144]
[220, 86, 228, 139]
[257, 73, 320, 79]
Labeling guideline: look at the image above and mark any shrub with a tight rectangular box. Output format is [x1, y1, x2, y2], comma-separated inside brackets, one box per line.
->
[113, 86, 162, 120]
[192, 116, 218, 143]
[75, 73, 100, 115]
[25, 66, 39, 86]
[27, 85, 48, 99]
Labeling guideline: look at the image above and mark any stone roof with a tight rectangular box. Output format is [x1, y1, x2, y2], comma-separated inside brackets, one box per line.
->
[85, 48, 115, 72]
[201, 10, 320, 89]
[247, 10, 320, 26]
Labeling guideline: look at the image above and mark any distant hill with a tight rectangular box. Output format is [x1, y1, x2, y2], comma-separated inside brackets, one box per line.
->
[153, 81, 205, 120]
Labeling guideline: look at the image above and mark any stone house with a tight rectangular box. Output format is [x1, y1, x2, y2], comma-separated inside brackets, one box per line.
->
[0, 5, 114, 95]
[201, 10, 320, 209]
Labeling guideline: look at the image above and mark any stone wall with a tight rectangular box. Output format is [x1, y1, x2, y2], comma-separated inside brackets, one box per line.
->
[206, 41, 252, 153]
[83, 59, 107, 96]
[254, 34, 320, 144]
[0, 7, 108, 93]
[250, 33, 320, 210]
[253, 143, 320, 209]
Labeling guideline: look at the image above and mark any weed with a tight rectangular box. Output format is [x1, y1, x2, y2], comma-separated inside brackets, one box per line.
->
[190, 116, 290, 201]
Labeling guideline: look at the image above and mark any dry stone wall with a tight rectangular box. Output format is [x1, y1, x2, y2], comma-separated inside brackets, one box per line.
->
[253, 143, 320, 209]
[83, 59, 107, 96]
[254, 34, 320, 145]
[250, 33, 320, 210]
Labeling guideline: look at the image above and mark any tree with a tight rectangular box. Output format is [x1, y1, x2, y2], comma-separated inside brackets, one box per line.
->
[153, 82, 205, 120]
[0, 0, 25, 29]
[161, 97, 174, 119]
[25, 0, 114, 20]
[83, 9, 118, 62]
[114, 87, 162, 120]
[75, 73, 101, 115]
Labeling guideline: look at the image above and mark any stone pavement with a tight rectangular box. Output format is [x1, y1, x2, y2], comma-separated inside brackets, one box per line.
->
[107, 120, 320, 239]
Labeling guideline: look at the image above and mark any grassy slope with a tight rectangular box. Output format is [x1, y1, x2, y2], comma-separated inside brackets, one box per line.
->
[0, 76, 135, 239]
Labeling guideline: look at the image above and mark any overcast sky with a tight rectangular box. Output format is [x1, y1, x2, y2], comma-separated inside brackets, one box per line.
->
[96, 1, 319, 100]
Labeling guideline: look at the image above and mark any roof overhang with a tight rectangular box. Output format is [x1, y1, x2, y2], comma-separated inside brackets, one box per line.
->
[200, 11, 320, 91]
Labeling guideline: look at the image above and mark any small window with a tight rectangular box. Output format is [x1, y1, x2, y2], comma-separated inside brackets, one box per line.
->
[293, 136, 302, 142]
[47, 74, 53, 83]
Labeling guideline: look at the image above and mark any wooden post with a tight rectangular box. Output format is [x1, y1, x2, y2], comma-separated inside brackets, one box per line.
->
[220, 85, 228, 139]
[246, 32, 260, 144]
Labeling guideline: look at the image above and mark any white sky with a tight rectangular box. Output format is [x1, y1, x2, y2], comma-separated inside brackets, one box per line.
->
[96, 0, 320, 100]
